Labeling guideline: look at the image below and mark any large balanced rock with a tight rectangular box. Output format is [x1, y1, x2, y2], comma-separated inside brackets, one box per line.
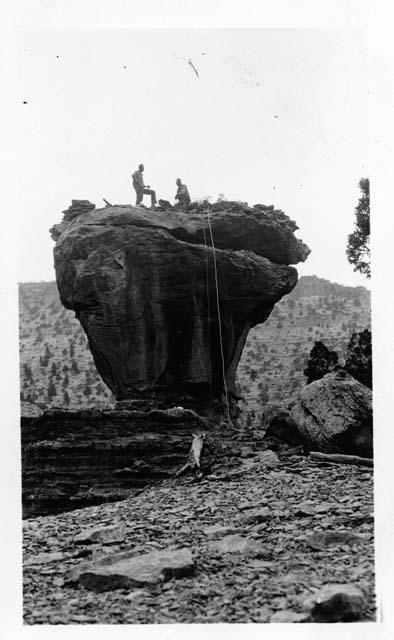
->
[263, 371, 372, 457]
[51, 201, 309, 412]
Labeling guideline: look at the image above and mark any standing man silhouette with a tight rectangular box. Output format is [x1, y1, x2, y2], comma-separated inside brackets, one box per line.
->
[132, 163, 157, 209]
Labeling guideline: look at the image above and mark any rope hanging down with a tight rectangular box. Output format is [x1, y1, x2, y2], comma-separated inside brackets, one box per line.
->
[205, 206, 231, 424]
[202, 223, 213, 410]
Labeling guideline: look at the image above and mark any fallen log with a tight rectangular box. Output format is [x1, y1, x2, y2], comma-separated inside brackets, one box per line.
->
[309, 451, 373, 467]
[175, 433, 206, 479]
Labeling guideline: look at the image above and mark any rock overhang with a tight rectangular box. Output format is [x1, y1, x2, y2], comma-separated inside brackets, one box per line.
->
[52, 203, 310, 266]
[51, 200, 310, 409]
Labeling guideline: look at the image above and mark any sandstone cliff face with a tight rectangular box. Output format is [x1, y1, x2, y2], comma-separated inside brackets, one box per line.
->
[52, 201, 309, 411]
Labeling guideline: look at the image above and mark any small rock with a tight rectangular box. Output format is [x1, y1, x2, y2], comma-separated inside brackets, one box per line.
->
[296, 503, 332, 516]
[270, 609, 310, 623]
[208, 534, 264, 556]
[248, 559, 274, 570]
[74, 524, 126, 545]
[306, 530, 364, 550]
[69, 614, 95, 623]
[65, 561, 92, 584]
[124, 589, 151, 602]
[254, 450, 280, 467]
[77, 547, 194, 592]
[238, 500, 268, 511]
[24, 551, 65, 566]
[52, 577, 65, 587]
[203, 525, 243, 539]
[303, 583, 367, 622]
[239, 507, 271, 526]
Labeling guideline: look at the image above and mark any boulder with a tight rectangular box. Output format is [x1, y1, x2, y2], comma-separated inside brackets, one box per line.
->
[303, 583, 367, 622]
[306, 530, 364, 550]
[263, 372, 372, 457]
[51, 203, 309, 413]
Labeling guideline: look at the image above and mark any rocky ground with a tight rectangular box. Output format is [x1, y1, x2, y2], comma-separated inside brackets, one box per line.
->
[23, 449, 375, 624]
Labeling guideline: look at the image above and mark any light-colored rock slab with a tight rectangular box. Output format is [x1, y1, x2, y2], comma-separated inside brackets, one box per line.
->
[74, 524, 126, 545]
[76, 547, 194, 592]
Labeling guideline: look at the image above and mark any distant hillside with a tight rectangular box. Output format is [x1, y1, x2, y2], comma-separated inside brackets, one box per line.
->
[19, 282, 113, 410]
[19, 276, 371, 416]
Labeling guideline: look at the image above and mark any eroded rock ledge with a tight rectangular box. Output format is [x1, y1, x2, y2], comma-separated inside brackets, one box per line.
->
[21, 406, 239, 518]
[51, 201, 310, 412]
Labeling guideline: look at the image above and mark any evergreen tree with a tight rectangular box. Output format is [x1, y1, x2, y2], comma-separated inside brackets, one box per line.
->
[47, 380, 57, 401]
[23, 363, 33, 381]
[83, 384, 92, 398]
[346, 178, 370, 278]
[71, 359, 79, 374]
[345, 329, 372, 389]
[303, 341, 338, 384]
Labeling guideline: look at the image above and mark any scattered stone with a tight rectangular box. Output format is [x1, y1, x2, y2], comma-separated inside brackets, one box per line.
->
[254, 450, 280, 467]
[270, 609, 310, 623]
[52, 577, 65, 587]
[24, 551, 66, 566]
[203, 525, 243, 539]
[306, 531, 364, 550]
[247, 559, 275, 570]
[238, 500, 268, 511]
[239, 507, 271, 526]
[251, 523, 267, 534]
[124, 589, 151, 602]
[77, 547, 195, 592]
[208, 534, 264, 556]
[62, 199, 95, 220]
[295, 502, 332, 516]
[303, 583, 367, 622]
[74, 524, 126, 545]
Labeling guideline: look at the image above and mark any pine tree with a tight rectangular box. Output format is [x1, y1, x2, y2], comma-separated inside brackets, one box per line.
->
[303, 341, 338, 384]
[345, 329, 372, 388]
[71, 359, 79, 374]
[346, 178, 370, 278]
[47, 380, 57, 401]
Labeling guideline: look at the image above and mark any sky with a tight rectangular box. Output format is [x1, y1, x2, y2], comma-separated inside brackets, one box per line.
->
[17, 28, 368, 287]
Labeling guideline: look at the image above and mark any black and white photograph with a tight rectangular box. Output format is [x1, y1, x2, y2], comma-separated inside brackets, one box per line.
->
[3, 0, 394, 634]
